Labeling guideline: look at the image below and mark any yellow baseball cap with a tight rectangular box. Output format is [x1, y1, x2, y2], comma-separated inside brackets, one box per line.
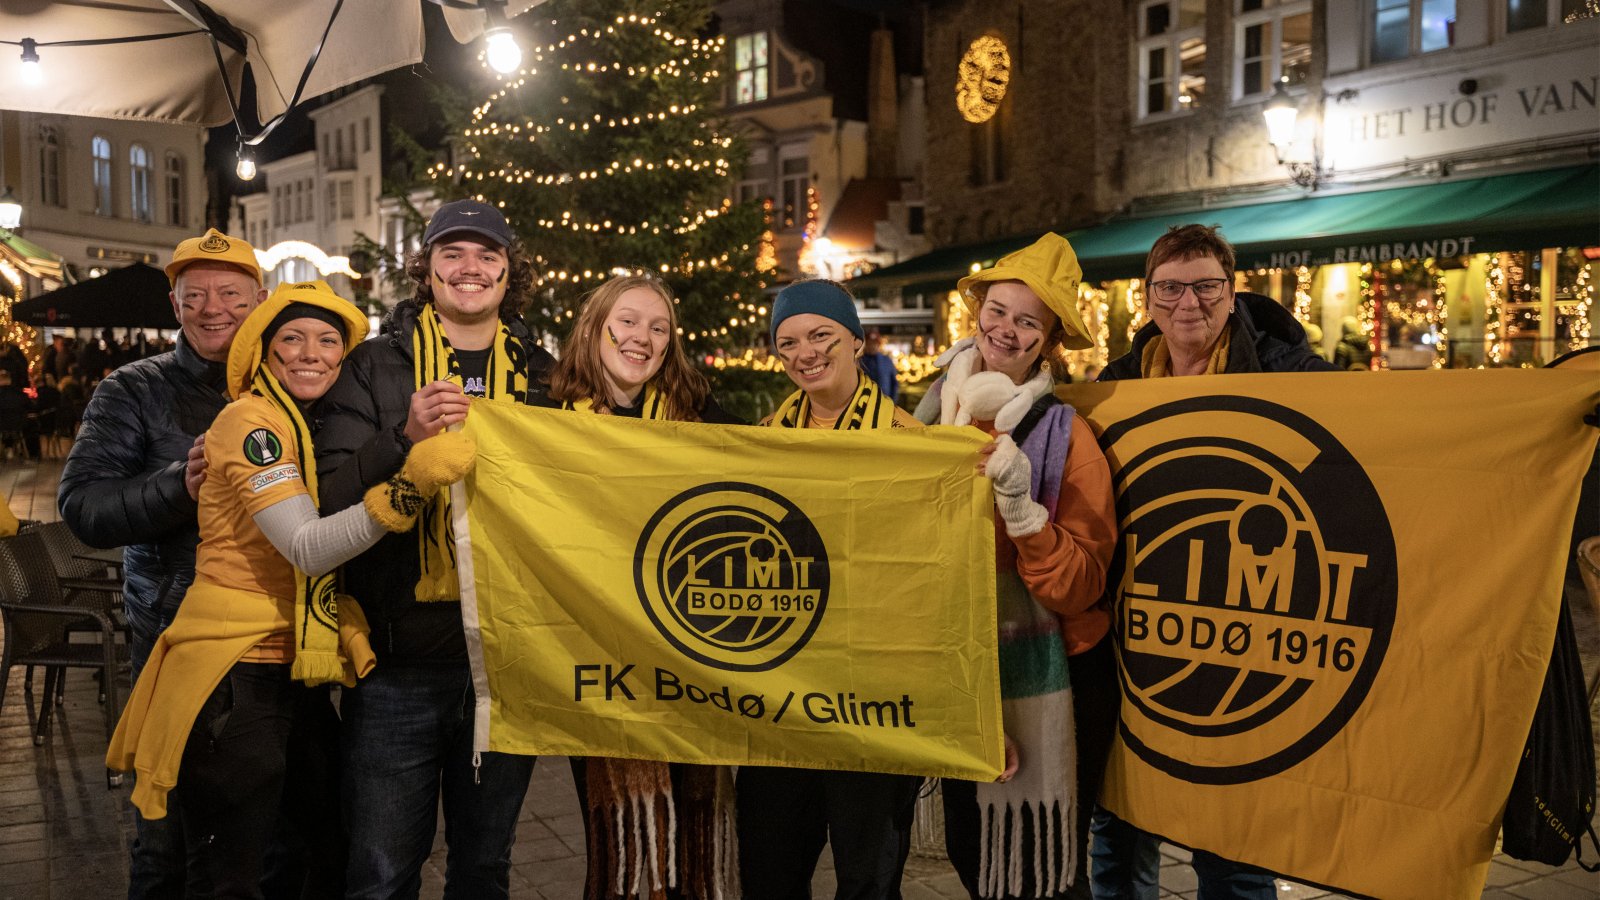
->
[165, 229, 262, 285]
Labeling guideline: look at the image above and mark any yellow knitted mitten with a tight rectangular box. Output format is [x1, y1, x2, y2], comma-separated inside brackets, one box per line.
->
[363, 431, 478, 533]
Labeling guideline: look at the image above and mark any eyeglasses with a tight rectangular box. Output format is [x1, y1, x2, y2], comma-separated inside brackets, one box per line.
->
[1150, 278, 1229, 303]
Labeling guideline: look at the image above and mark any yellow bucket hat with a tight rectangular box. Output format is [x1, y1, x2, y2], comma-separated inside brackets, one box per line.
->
[956, 233, 1091, 350]
[227, 280, 369, 399]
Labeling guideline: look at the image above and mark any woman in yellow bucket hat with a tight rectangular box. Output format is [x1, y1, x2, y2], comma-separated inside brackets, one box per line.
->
[914, 233, 1120, 899]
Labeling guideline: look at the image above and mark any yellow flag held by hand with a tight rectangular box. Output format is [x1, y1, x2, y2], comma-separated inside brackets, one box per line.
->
[453, 400, 1003, 780]
[1064, 369, 1600, 900]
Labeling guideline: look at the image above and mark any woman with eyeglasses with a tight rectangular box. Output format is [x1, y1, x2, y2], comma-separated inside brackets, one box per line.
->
[1100, 224, 1330, 380]
[1091, 224, 1331, 900]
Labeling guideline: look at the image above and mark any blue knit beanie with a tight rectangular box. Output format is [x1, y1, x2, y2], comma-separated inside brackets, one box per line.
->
[770, 280, 864, 342]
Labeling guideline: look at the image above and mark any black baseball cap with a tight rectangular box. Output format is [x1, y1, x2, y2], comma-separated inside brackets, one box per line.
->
[422, 199, 515, 249]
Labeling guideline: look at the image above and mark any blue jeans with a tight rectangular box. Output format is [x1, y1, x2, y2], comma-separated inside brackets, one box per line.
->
[1089, 808, 1276, 900]
[341, 663, 536, 900]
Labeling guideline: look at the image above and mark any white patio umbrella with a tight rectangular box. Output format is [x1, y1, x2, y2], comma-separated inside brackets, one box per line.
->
[0, 0, 545, 128]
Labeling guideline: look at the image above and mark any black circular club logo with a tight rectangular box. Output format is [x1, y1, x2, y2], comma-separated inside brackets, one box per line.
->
[1103, 395, 1397, 785]
[634, 482, 829, 672]
[243, 428, 283, 466]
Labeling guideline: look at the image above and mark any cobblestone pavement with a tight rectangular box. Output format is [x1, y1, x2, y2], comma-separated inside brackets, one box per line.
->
[3, 456, 1596, 899]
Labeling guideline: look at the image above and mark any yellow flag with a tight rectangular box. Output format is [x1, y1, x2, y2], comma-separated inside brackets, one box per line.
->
[1061, 369, 1600, 900]
[454, 400, 1003, 780]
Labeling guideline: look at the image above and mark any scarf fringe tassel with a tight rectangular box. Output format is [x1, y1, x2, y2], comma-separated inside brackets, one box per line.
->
[585, 760, 738, 900]
[977, 797, 1076, 899]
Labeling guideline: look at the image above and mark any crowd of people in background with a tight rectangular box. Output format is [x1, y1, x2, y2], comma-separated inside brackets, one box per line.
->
[0, 331, 181, 461]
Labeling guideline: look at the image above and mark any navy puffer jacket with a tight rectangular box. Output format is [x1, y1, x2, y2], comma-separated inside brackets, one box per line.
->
[57, 336, 228, 623]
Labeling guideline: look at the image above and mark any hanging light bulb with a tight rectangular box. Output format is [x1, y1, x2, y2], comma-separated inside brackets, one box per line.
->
[19, 39, 41, 86]
[484, 4, 522, 75]
[236, 142, 257, 181]
[485, 29, 522, 73]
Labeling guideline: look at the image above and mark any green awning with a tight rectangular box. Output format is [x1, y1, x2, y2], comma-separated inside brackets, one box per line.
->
[0, 230, 62, 265]
[848, 164, 1600, 291]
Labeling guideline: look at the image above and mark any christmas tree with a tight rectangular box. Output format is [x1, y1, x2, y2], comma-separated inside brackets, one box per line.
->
[438, 0, 773, 351]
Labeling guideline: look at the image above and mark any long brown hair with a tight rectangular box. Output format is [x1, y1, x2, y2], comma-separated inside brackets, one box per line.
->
[547, 274, 710, 420]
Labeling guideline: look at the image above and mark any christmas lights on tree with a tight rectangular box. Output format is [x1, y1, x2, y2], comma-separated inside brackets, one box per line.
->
[441, 0, 768, 348]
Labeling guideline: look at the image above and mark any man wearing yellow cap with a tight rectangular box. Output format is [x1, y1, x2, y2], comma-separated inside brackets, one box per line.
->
[59, 228, 266, 899]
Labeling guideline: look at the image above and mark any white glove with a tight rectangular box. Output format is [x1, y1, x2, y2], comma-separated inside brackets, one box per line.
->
[984, 435, 1049, 537]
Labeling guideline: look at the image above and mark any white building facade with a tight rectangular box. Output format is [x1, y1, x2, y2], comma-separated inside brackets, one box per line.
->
[229, 85, 436, 306]
[0, 109, 207, 280]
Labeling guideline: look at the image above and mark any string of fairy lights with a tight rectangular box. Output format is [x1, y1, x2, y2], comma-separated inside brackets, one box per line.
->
[0, 259, 42, 376]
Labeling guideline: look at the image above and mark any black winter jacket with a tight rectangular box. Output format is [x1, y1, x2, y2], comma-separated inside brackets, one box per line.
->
[315, 299, 555, 664]
[57, 336, 228, 622]
[1102, 292, 1333, 380]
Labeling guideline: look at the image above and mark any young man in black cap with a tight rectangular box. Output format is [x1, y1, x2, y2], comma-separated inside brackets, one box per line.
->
[315, 200, 555, 898]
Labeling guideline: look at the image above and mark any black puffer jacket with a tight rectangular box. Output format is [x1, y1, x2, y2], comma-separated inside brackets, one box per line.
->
[57, 336, 228, 622]
[315, 299, 555, 664]
[1102, 292, 1333, 379]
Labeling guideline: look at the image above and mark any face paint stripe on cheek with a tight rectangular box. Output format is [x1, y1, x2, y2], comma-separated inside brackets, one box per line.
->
[824, 338, 842, 357]
[606, 326, 619, 346]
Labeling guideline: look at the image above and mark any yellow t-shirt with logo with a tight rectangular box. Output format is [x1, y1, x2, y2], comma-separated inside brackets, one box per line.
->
[194, 393, 309, 661]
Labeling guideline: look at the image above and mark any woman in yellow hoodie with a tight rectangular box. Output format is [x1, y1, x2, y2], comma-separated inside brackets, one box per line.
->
[107, 280, 473, 899]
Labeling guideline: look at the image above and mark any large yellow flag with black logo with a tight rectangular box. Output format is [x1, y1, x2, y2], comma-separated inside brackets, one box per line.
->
[452, 401, 1003, 780]
[1062, 370, 1599, 900]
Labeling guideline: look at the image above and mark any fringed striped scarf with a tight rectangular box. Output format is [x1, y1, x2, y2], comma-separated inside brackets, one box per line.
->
[972, 401, 1081, 898]
[409, 302, 528, 602]
[568, 383, 739, 900]
[583, 760, 739, 900]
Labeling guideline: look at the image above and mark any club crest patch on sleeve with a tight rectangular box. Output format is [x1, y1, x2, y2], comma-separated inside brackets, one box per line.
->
[249, 463, 300, 493]
[243, 428, 283, 466]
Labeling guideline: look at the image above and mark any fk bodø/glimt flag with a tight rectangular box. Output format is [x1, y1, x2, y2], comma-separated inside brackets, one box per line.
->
[1063, 369, 1600, 900]
[452, 400, 1003, 780]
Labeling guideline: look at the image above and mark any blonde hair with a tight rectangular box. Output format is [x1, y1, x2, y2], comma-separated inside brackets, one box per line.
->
[547, 274, 710, 420]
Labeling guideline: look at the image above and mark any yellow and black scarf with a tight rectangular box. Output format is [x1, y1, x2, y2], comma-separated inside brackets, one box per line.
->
[410, 303, 529, 602]
[251, 366, 351, 685]
[768, 371, 896, 430]
[562, 384, 669, 419]
[1140, 325, 1233, 378]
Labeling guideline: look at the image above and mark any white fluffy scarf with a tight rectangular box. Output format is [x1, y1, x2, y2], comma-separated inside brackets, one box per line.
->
[935, 337, 1056, 429]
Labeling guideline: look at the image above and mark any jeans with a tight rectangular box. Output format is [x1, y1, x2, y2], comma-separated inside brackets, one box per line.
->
[341, 663, 536, 900]
[1088, 809, 1277, 900]
[736, 766, 921, 900]
[126, 602, 185, 900]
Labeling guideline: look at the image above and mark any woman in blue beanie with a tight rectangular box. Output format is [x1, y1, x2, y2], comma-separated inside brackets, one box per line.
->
[736, 279, 922, 900]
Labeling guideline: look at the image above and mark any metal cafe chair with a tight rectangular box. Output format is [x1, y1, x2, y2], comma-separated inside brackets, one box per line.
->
[27, 521, 127, 703]
[0, 530, 127, 787]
